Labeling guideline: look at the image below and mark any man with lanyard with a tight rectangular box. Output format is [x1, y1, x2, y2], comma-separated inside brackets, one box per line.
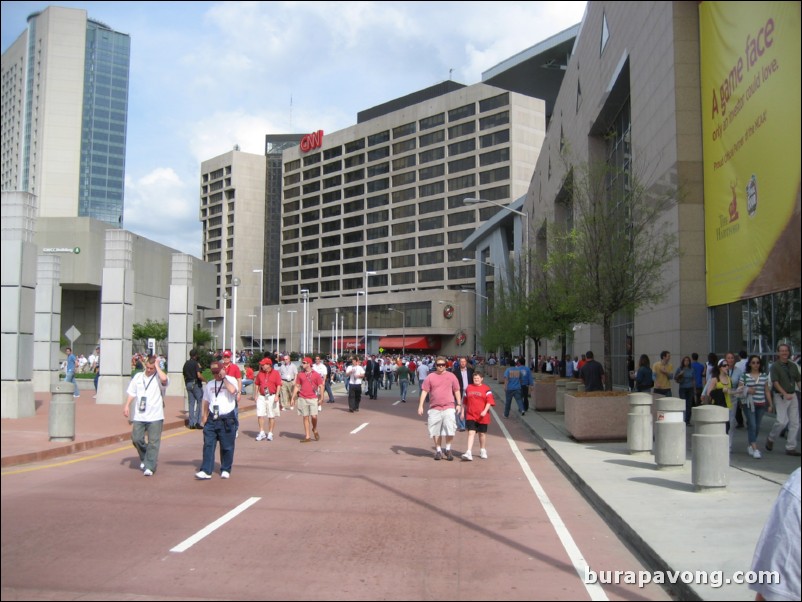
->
[196, 361, 239, 479]
[123, 355, 168, 476]
[313, 355, 335, 403]
[418, 355, 462, 461]
[182, 348, 205, 429]
[766, 343, 801, 456]
[292, 357, 324, 443]
[221, 350, 242, 435]
[254, 357, 282, 442]
[345, 355, 366, 412]
[278, 354, 298, 411]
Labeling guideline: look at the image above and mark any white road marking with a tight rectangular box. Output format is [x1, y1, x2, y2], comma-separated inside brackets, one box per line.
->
[392, 400, 402, 406]
[350, 423, 369, 434]
[170, 497, 261, 553]
[490, 407, 609, 601]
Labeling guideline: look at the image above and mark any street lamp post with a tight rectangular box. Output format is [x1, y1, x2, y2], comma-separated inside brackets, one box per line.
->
[300, 289, 310, 355]
[276, 308, 281, 354]
[355, 291, 365, 357]
[387, 307, 406, 356]
[222, 291, 229, 354]
[461, 289, 489, 354]
[253, 268, 263, 353]
[287, 310, 297, 355]
[364, 271, 377, 356]
[248, 314, 256, 352]
[231, 277, 241, 359]
[463, 197, 530, 362]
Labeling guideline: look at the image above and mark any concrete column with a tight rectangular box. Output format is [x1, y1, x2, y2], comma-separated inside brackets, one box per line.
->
[1, 191, 37, 418]
[654, 397, 686, 468]
[562, 381, 579, 413]
[33, 255, 62, 393]
[691, 405, 730, 490]
[97, 230, 134, 405]
[627, 392, 653, 455]
[167, 253, 194, 397]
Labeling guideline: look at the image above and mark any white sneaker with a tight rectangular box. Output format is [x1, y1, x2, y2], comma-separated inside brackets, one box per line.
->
[461, 451, 473, 461]
[752, 449, 762, 459]
[195, 471, 212, 480]
[479, 449, 488, 459]
[140, 462, 145, 470]
[236, 430, 239, 438]
[267, 432, 273, 441]
[747, 446, 754, 457]
[221, 471, 230, 479]
[256, 431, 267, 441]
[143, 469, 153, 476]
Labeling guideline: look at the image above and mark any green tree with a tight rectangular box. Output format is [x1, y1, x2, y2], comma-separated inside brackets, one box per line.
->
[564, 161, 680, 389]
[132, 319, 168, 355]
[193, 326, 213, 349]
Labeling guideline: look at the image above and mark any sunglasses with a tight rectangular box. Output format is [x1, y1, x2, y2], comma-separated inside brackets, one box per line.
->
[435, 363, 446, 367]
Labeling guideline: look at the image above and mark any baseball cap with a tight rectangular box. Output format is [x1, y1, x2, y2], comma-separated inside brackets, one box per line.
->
[303, 357, 313, 365]
[259, 357, 273, 366]
[210, 361, 222, 374]
[222, 350, 232, 358]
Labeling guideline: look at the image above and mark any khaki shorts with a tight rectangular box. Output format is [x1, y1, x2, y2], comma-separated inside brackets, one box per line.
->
[427, 407, 457, 437]
[256, 394, 280, 418]
[297, 396, 320, 417]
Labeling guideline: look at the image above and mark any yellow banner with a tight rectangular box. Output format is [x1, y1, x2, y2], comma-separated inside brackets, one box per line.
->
[700, 2, 801, 306]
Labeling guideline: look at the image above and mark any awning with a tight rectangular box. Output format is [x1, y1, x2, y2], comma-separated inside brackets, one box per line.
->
[378, 336, 441, 351]
[339, 337, 364, 350]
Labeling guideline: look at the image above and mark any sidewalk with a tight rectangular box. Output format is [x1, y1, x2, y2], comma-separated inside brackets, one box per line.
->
[3, 381, 800, 601]
[482, 377, 801, 601]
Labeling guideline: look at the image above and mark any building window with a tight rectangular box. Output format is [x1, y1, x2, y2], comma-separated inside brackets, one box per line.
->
[419, 113, 445, 130]
[419, 147, 445, 163]
[448, 103, 476, 121]
[393, 122, 416, 138]
[368, 131, 390, 146]
[479, 92, 509, 112]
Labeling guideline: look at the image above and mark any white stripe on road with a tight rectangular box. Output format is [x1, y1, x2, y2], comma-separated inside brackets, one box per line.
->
[170, 497, 261, 553]
[491, 407, 609, 601]
[350, 423, 369, 434]
[392, 400, 402, 406]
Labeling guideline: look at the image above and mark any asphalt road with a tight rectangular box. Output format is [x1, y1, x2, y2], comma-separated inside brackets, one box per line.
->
[1, 390, 672, 601]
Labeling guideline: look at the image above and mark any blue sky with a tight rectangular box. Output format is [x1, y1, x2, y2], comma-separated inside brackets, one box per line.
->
[2, 1, 587, 257]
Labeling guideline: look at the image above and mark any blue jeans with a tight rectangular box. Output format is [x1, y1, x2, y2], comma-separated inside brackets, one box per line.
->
[746, 403, 768, 446]
[65, 371, 79, 396]
[399, 379, 409, 402]
[324, 380, 335, 402]
[201, 414, 237, 474]
[680, 387, 695, 424]
[505, 389, 523, 417]
[186, 382, 203, 427]
[132, 420, 163, 472]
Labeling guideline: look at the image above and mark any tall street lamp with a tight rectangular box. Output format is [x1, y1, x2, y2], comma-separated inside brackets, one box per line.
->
[248, 314, 256, 352]
[252, 268, 263, 353]
[287, 310, 297, 354]
[387, 307, 406, 356]
[463, 197, 530, 362]
[355, 290, 365, 357]
[231, 277, 241, 358]
[461, 289, 489, 354]
[300, 289, 310, 355]
[276, 308, 281, 354]
[364, 271, 377, 356]
[222, 291, 229, 354]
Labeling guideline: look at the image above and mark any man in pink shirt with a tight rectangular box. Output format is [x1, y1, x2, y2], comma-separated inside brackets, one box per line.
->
[418, 355, 462, 461]
[292, 357, 323, 443]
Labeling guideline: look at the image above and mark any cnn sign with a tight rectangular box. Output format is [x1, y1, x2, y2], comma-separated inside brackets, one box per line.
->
[300, 130, 324, 153]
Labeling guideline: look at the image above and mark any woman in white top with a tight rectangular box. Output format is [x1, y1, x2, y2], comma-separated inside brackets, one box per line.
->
[740, 355, 772, 459]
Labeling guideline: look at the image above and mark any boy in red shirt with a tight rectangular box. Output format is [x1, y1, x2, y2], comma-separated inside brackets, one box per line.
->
[461, 369, 495, 461]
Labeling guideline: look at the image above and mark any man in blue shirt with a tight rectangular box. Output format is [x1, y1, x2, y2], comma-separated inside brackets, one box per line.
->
[504, 358, 526, 418]
[691, 352, 705, 406]
[64, 347, 80, 397]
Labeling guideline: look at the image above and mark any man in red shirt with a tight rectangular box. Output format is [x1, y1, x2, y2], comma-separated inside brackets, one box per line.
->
[254, 357, 282, 441]
[292, 357, 324, 443]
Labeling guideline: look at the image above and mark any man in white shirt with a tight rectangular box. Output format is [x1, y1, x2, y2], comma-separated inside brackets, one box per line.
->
[123, 355, 168, 476]
[345, 356, 366, 413]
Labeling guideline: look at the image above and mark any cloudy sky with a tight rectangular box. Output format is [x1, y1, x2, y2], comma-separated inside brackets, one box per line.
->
[2, 1, 587, 257]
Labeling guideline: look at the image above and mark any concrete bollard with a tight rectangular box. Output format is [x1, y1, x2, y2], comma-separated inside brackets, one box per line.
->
[691, 405, 730, 490]
[556, 379, 568, 414]
[561, 381, 579, 413]
[627, 392, 653, 455]
[654, 397, 686, 468]
[49, 383, 76, 441]
[576, 383, 585, 393]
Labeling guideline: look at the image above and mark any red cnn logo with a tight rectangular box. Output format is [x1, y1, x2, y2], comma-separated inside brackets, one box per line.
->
[300, 130, 324, 153]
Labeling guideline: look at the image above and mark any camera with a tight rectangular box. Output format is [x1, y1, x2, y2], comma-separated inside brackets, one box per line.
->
[138, 396, 147, 412]
[212, 405, 219, 420]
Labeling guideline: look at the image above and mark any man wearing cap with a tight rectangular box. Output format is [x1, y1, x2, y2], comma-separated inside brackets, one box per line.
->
[123, 355, 168, 476]
[292, 357, 324, 443]
[196, 361, 239, 479]
[278, 354, 298, 411]
[254, 357, 282, 441]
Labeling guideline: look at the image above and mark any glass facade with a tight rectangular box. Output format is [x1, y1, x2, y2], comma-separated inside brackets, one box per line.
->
[79, 20, 130, 225]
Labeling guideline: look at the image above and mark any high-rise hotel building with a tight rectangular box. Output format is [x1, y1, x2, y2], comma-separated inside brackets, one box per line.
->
[1, 6, 130, 225]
